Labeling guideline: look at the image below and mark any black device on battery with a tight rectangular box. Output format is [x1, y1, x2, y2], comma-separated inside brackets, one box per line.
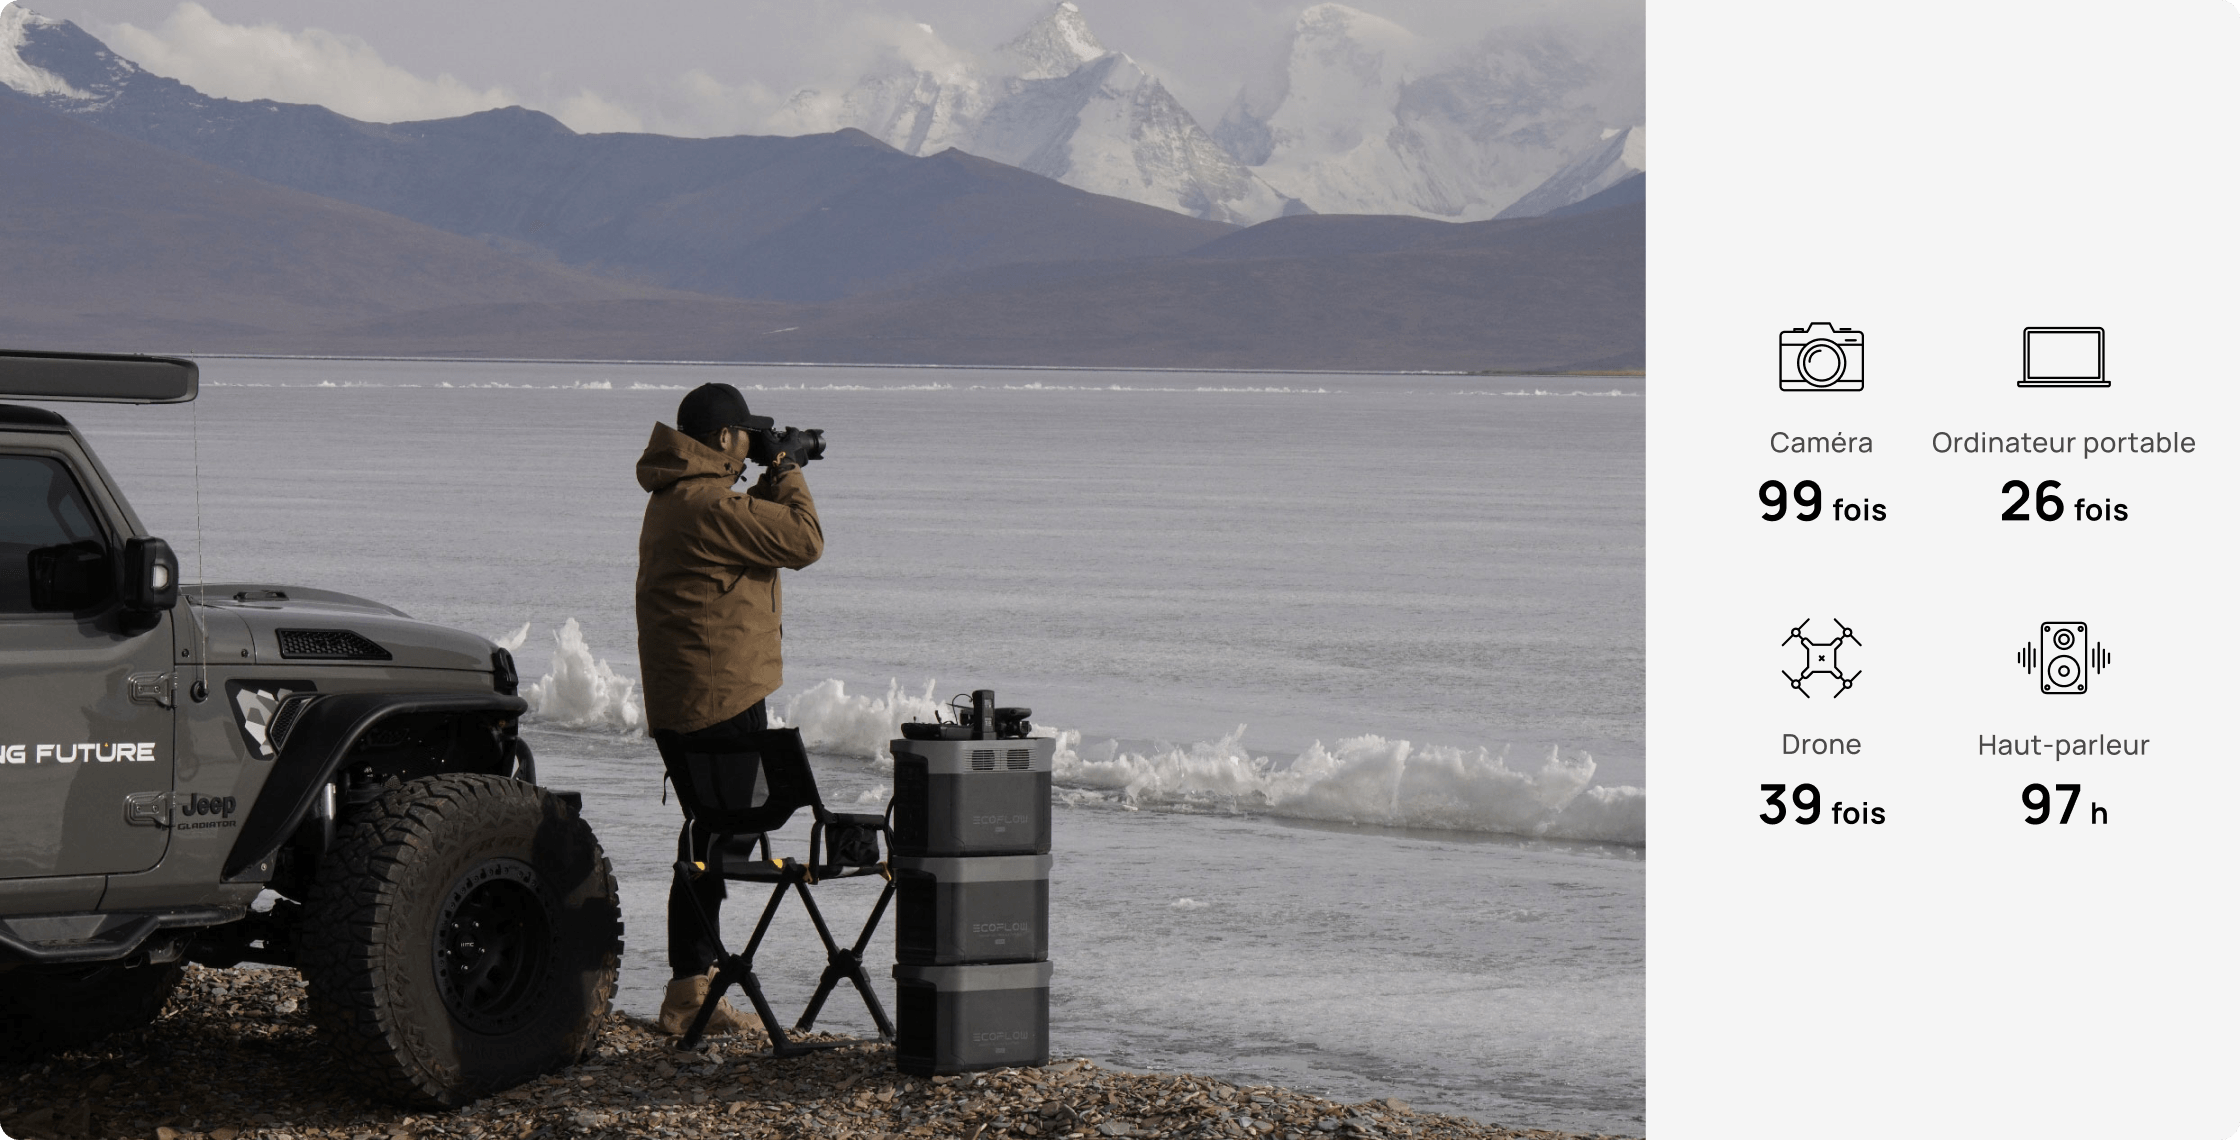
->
[900, 690, 1032, 741]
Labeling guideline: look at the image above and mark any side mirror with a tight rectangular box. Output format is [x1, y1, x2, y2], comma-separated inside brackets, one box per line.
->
[28, 540, 112, 611]
[121, 536, 180, 613]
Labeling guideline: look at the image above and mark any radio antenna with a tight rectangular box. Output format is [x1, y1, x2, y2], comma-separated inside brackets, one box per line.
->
[189, 393, 209, 703]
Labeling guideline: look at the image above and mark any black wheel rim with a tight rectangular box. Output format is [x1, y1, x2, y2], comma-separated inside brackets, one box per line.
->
[432, 858, 556, 1035]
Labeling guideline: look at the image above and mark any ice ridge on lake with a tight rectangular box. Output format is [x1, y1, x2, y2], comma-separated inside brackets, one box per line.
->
[1051, 727, 1642, 844]
[785, 678, 1644, 845]
[499, 618, 642, 731]
[774, 677, 1645, 847]
[504, 629, 1643, 845]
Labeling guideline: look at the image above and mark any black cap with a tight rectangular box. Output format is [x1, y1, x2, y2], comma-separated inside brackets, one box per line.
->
[676, 382, 773, 439]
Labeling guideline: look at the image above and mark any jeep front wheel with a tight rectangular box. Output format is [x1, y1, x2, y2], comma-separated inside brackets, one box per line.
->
[300, 774, 622, 1106]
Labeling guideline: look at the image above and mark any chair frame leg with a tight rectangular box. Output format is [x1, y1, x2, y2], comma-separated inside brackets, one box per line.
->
[674, 861, 897, 1055]
[793, 879, 898, 1039]
[677, 867, 799, 1052]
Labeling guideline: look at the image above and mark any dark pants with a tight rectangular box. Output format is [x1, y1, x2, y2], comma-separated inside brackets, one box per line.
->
[667, 699, 767, 980]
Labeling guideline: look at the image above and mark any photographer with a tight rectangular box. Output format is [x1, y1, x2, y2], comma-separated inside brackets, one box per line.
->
[634, 382, 823, 1035]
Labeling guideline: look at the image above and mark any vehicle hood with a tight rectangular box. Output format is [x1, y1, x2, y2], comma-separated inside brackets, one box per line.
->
[187, 583, 496, 673]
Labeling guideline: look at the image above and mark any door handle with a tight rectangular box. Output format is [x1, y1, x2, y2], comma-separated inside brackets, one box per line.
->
[128, 671, 176, 709]
[124, 790, 171, 827]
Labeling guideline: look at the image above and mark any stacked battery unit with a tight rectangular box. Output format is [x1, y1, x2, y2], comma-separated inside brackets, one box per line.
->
[888, 693, 1053, 1076]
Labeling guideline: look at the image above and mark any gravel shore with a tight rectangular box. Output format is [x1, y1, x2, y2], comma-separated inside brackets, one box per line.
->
[0, 966, 1631, 1140]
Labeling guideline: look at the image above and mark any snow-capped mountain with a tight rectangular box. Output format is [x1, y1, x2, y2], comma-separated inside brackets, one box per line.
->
[2, 3, 90, 98]
[1497, 126, 1645, 219]
[773, 3, 1298, 225]
[784, 2, 1644, 224]
[1216, 3, 1643, 221]
[5, 0, 1644, 227]
[2, 1, 177, 113]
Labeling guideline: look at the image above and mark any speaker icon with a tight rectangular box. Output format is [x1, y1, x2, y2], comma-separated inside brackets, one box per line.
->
[2017, 621, 2110, 695]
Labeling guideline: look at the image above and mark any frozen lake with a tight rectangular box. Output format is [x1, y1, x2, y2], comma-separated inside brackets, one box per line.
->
[57, 358, 1643, 1135]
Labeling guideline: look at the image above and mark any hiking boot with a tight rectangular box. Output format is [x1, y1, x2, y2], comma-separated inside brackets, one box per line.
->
[657, 970, 758, 1036]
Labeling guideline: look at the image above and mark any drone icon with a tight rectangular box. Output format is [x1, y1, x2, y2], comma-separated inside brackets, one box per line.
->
[1782, 618, 1861, 698]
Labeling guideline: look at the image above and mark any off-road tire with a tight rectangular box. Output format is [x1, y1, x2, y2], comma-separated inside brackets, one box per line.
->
[300, 774, 622, 1106]
[0, 959, 182, 1062]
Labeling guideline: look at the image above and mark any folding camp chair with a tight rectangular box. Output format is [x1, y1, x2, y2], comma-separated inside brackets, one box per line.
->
[654, 725, 896, 1054]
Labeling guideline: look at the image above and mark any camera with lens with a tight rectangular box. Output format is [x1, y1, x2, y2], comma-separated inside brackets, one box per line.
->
[748, 425, 827, 465]
[1778, 322, 1865, 391]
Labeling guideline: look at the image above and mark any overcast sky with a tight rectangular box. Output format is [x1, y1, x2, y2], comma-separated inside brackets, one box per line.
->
[25, 0, 1640, 136]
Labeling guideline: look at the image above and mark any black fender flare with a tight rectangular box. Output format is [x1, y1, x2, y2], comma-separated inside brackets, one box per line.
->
[221, 691, 530, 880]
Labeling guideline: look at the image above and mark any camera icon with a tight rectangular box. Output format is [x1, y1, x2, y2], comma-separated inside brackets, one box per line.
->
[1778, 322, 1865, 391]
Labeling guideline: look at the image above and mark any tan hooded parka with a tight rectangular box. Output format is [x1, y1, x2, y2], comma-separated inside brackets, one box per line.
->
[634, 423, 823, 733]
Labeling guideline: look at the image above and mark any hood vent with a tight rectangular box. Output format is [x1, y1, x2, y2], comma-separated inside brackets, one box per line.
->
[277, 629, 392, 661]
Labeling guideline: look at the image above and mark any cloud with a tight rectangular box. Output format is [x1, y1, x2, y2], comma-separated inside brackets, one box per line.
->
[103, 2, 518, 123]
[96, 0, 672, 132]
[870, 14, 987, 78]
[549, 88, 644, 134]
[628, 68, 780, 138]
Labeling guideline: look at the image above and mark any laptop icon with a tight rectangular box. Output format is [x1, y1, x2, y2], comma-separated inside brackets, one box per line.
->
[2020, 327, 2107, 388]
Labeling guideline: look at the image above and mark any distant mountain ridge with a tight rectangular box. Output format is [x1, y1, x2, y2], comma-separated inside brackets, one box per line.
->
[0, 5, 1226, 304]
[0, 82, 698, 348]
[0, 4, 1642, 373]
[0, 78, 1641, 372]
[1548, 171, 1643, 218]
[167, 197, 1646, 374]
